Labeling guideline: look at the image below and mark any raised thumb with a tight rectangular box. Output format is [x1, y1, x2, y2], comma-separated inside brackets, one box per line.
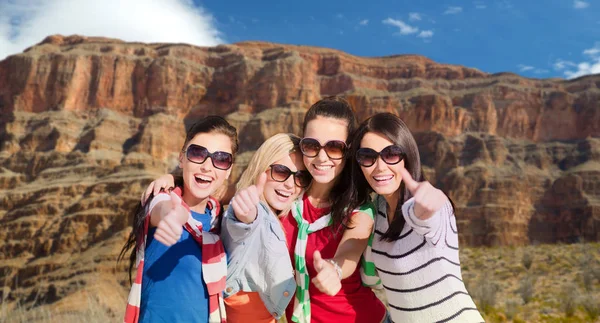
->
[169, 191, 182, 209]
[313, 250, 325, 271]
[399, 167, 419, 194]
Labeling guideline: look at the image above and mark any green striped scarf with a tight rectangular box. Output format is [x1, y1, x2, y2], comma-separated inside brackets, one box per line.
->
[290, 197, 381, 323]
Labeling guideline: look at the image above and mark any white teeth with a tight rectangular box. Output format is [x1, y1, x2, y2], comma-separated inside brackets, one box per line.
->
[195, 175, 212, 182]
[275, 190, 292, 198]
[374, 175, 393, 181]
[314, 165, 332, 171]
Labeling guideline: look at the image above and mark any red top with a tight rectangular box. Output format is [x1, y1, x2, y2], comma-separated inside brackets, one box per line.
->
[280, 194, 386, 323]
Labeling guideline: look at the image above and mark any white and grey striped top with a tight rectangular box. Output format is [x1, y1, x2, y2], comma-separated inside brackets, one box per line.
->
[371, 195, 484, 323]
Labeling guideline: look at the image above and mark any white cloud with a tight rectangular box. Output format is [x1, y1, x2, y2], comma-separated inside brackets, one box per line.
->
[474, 1, 486, 9]
[564, 61, 600, 78]
[554, 59, 577, 70]
[574, 1, 590, 9]
[417, 30, 433, 38]
[583, 46, 600, 56]
[444, 6, 463, 14]
[518, 64, 534, 72]
[0, 0, 223, 60]
[558, 44, 600, 79]
[336, 13, 344, 19]
[359, 19, 369, 26]
[409, 12, 422, 21]
[382, 18, 419, 35]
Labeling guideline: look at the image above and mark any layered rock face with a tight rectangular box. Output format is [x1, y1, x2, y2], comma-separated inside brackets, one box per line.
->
[0, 35, 599, 314]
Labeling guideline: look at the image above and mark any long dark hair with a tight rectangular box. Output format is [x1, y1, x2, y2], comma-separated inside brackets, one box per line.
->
[302, 96, 358, 229]
[345, 113, 425, 241]
[118, 116, 238, 283]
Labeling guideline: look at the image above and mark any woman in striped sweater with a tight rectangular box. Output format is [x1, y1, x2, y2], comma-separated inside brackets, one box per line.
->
[343, 113, 484, 323]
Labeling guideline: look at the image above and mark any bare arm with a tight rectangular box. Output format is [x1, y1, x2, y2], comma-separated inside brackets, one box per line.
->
[311, 211, 373, 295]
[332, 211, 373, 279]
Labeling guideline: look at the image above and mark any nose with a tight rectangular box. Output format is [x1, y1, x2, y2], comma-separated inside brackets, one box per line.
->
[200, 157, 213, 172]
[316, 147, 329, 162]
[374, 156, 387, 171]
[283, 175, 295, 189]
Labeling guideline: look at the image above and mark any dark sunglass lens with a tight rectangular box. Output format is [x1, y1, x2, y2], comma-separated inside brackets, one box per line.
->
[381, 146, 404, 165]
[324, 141, 346, 159]
[300, 138, 321, 157]
[212, 151, 233, 170]
[294, 171, 312, 188]
[271, 164, 292, 182]
[356, 148, 378, 167]
[187, 145, 208, 163]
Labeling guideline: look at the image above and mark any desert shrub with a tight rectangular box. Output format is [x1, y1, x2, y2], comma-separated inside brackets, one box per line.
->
[471, 276, 499, 314]
[517, 274, 537, 304]
[522, 250, 533, 270]
[559, 283, 579, 317]
[581, 293, 600, 321]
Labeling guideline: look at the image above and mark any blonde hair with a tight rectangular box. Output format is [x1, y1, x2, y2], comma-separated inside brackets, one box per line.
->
[236, 133, 302, 215]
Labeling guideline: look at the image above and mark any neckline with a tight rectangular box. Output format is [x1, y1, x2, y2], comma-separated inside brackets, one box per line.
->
[303, 192, 331, 213]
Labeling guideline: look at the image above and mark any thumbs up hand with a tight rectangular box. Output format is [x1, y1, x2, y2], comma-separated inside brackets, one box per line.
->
[231, 172, 267, 224]
[154, 191, 189, 247]
[311, 250, 342, 296]
[399, 168, 448, 220]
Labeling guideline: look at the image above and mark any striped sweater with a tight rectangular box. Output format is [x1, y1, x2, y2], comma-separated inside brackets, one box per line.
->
[371, 195, 484, 323]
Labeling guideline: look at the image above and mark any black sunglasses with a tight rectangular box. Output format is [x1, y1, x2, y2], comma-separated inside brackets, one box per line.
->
[183, 144, 233, 170]
[299, 138, 347, 160]
[356, 145, 406, 167]
[270, 164, 312, 188]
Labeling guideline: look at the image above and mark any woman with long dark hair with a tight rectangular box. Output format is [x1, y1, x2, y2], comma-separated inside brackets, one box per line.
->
[119, 116, 238, 323]
[345, 113, 483, 322]
[280, 97, 387, 323]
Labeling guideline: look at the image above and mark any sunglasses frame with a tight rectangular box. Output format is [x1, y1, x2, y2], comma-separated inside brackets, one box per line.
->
[183, 144, 233, 170]
[355, 145, 406, 167]
[299, 137, 347, 160]
[269, 164, 312, 188]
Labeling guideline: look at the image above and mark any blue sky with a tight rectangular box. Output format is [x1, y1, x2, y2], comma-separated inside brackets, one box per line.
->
[202, 0, 600, 79]
[1, 0, 599, 79]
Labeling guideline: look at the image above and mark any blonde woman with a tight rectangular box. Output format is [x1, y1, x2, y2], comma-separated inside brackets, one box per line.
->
[222, 133, 312, 322]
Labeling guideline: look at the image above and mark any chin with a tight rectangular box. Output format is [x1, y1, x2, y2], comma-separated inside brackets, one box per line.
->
[271, 203, 287, 212]
[185, 184, 212, 200]
[312, 173, 335, 184]
[369, 183, 397, 196]
[265, 198, 286, 212]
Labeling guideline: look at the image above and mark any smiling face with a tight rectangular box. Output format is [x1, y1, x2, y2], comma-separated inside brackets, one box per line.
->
[359, 132, 405, 197]
[179, 132, 233, 206]
[302, 116, 348, 185]
[262, 151, 307, 213]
